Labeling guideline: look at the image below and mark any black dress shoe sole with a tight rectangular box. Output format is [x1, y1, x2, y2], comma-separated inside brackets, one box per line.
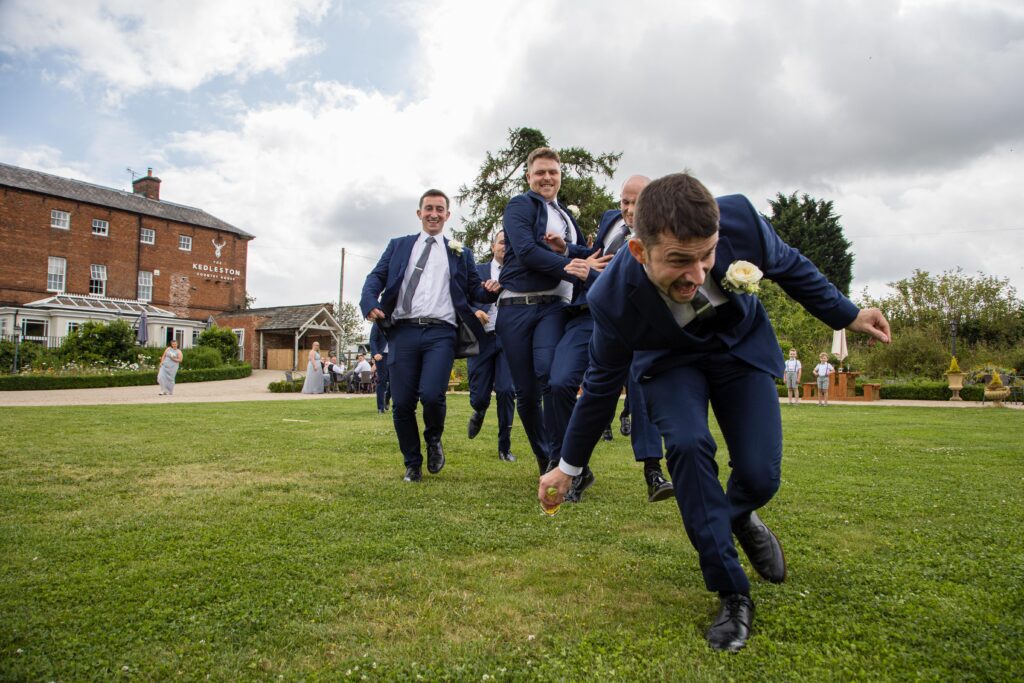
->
[734, 513, 787, 583]
[427, 457, 445, 475]
[648, 481, 675, 503]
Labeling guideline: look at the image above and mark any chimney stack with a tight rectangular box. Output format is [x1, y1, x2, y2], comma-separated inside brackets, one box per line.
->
[132, 167, 161, 201]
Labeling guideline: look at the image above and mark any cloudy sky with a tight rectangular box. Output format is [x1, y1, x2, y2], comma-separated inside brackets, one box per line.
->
[2, 0, 1022, 311]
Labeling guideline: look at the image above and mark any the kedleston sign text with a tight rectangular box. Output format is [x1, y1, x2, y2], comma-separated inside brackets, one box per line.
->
[192, 262, 243, 282]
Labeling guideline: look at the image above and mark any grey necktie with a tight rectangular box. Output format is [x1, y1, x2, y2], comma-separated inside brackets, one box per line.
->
[402, 236, 435, 312]
[604, 224, 631, 255]
[549, 201, 570, 239]
[685, 289, 717, 333]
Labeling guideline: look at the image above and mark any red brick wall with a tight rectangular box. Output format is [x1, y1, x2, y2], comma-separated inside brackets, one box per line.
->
[0, 186, 249, 320]
[212, 313, 267, 367]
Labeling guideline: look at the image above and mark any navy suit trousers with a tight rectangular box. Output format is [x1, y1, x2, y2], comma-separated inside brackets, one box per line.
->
[387, 324, 456, 468]
[467, 331, 515, 454]
[641, 353, 782, 594]
[548, 312, 593, 464]
[626, 371, 662, 462]
[495, 300, 566, 463]
[375, 353, 390, 411]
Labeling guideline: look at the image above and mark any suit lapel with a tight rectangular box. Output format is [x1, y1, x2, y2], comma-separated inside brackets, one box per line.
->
[624, 260, 687, 343]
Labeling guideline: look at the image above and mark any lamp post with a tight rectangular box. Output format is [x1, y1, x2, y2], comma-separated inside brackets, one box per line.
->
[950, 319, 958, 359]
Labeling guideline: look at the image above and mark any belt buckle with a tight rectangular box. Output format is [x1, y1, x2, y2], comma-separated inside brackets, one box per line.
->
[524, 295, 535, 305]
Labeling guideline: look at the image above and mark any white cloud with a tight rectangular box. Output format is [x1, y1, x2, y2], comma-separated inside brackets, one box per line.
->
[0, 0, 331, 96]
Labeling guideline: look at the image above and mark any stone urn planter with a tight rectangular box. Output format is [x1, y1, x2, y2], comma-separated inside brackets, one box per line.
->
[985, 386, 1011, 407]
[946, 372, 965, 401]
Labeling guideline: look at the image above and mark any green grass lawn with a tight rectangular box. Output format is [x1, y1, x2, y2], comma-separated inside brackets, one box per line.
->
[1, 399, 1021, 681]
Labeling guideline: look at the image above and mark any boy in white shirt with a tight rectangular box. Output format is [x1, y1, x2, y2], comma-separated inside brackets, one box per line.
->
[784, 349, 802, 404]
[814, 353, 835, 405]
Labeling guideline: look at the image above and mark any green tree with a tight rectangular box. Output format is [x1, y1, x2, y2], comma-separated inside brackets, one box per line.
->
[766, 192, 854, 295]
[859, 268, 1024, 348]
[455, 126, 621, 256]
[758, 281, 835, 365]
[332, 301, 367, 352]
[196, 326, 239, 364]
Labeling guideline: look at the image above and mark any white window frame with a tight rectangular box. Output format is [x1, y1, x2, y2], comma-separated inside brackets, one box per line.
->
[233, 328, 245, 361]
[140, 227, 155, 245]
[92, 218, 109, 236]
[21, 318, 49, 341]
[89, 264, 107, 296]
[178, 235, 192, 251]
[47, 256, 67, 292]
[137, 270, 153, 302]
[174, 329, 186, 347]
[67, 321, 83, 335]
[51, 209, 70, 230]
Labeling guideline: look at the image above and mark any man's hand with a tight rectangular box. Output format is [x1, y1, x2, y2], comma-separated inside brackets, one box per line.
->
[474, 310, 490, 325]
[564, 258, 590, 280]
[586, 251, 613, 273]
[373, 353, 383, 362]
[848, 307, 891, 345]
[544, 233, 568, 254]
[538, 466, 573, 510]
[482, 279, 502, 293]
[367, 308, 385, 322]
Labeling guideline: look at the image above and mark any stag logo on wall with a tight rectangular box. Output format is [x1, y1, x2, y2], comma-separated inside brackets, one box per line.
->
[191, 236, 243, 282]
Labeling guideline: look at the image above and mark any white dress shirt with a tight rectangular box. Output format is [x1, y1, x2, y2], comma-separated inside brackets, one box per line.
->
[395, 231, 456, 325]
[657, 277, 729, 328]
[500, 199, 576, 303]
[484, 260, 500, 332]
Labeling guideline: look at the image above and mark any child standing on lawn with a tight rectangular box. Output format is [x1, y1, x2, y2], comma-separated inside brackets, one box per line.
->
[784, 349, 802, 404]
[814, 352, 834, 405]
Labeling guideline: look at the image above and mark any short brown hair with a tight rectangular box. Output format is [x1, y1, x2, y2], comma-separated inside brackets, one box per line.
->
[526, 146, 561, 169]
[419, 189, 450, 210]
[634, 172, 719, 244]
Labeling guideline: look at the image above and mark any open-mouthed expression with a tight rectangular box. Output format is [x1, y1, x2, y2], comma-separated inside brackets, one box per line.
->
[629, 232, 719, 304]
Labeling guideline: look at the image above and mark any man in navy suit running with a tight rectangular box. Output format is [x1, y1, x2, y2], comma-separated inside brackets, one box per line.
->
[466, 229, 517, 462]
[539, 172, 891, 651]
[361, 189, 499, 482]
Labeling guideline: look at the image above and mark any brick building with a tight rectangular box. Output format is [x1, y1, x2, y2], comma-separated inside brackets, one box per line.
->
[0, 162, 254, 349]
[214, 303, 347, 370]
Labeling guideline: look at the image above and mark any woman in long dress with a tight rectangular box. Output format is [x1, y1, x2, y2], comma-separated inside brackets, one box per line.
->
[301, 341, 324, 394]
[158, 339, 183, 396]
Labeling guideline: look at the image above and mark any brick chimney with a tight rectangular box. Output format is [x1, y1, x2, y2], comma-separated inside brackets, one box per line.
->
[132, 167, 161, 200]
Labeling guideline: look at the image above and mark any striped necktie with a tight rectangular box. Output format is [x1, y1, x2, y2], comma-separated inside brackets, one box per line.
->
[401, 236, 435, 312]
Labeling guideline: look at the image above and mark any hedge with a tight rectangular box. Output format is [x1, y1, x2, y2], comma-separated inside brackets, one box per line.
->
[774, 380, 986, 401]
[0, 364, 251, 391]
[268, 379, 305, 393]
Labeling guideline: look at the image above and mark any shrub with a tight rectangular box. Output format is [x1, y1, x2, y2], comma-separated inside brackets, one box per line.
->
[196, 326, 239, 364]
[857, 324, 948, 379]
[61, 320, 137, 366]
[181, 346, 223, 370]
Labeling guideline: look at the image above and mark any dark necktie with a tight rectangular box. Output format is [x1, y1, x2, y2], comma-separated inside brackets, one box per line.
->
[549, 201, 570, 240]
[402, 236, 435, 312]
[604, 224, 631, 255]
[684, 289, 717, 334]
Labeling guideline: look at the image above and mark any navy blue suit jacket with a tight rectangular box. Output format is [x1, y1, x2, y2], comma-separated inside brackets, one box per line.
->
[369, 323, 387, 356]
[359, 234, 494, 341]
[499, 190, 595, 294]
[470, 262, 497, 313]
[594, 209, 624, 252]
[560, 194, 860, 468]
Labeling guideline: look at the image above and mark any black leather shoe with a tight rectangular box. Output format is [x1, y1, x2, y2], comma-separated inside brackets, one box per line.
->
[601, 427, 614, 441]
[498, 451, 517, 462]
[426, 442, 446, 474]
[645, 470, 675, 502]
[467, 410, 486, 439]
[543, 458, 559, 474]
[706, 593, 754, 652]
[619, 414, 631, 436]
[565, 466, 595, 503]
[732, 511, 786, 583]
[403, 466, 422, 482]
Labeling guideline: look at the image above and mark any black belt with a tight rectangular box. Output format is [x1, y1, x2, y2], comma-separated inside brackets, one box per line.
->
[566, 303, 590, 317]
[394, 317, 455, 328]
[498, 295, 563, 307]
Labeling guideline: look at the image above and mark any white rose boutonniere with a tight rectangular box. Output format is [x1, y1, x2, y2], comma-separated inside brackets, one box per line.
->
[567, 205, 580, 219]
[447, 238, 463, 254]
[722, 260, 763, 295]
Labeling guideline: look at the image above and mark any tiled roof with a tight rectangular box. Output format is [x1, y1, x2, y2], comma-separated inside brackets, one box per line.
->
[217, 303, 337, 331]
[0, 162, 254, 239]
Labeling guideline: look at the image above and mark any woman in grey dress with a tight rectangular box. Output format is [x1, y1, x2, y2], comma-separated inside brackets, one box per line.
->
[158, 339, 183, 395]
[301, 341, 324, 394]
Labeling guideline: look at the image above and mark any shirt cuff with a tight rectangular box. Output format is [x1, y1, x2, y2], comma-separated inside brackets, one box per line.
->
[558, 459, 583, 477]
